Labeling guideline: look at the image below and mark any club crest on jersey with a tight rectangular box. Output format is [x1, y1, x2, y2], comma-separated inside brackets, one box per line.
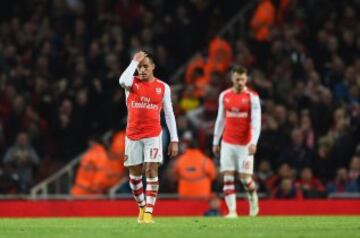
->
[155, 87, 162, 94]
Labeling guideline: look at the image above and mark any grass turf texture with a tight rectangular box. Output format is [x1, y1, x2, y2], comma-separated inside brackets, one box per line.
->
[0, 216, 359, 238]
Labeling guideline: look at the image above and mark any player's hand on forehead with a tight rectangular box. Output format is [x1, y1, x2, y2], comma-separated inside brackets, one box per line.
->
[133, 51, 147, 63]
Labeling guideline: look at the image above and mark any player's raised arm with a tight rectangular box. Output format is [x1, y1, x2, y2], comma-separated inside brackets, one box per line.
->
[119, 51, 147, 89]
[249, 93, 261, 155]
[163, 84, 179, 158]
[212, 92, 226, 156]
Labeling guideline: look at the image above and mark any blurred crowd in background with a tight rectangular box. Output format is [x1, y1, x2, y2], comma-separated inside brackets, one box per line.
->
[0, 0, 359, 198]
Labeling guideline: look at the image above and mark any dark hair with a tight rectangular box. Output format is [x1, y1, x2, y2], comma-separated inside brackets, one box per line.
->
[143, 51, 155, 65]
[231, 65, 247, 75]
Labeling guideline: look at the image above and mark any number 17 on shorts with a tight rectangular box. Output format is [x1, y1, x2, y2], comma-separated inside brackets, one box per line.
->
[144, 134, 163, 163]
[150, 148, 159, 160]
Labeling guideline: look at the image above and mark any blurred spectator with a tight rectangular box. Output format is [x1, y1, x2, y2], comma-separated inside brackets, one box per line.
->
[71, 135, 107, 196]
[52, 98, 85, 163]
[204, 37, 233, 78]
[296, 167, 326, 198]
[249, 0, 275, 68]
[257, 115, 288, 167]
[185, 55, 206, 84]
[265, 163, 294, 194]
[273, 105, 292, 136]
[186, 86, 219, 151]
[172, 133, 217, 198]
[272, 178, 303, 200]
[277, 128, 314, 172]
[71, 132, 125, 196]
[250, 0, 275, 42]
[312, 137, 337, 183]
[326, 167, 357, 194]
[329, 112, 354, 168]
[2, 131, 40, 193]
[203, 194, 222, 217]
[93, 130, 127, 194]
[300, 113, 315, 149]
[179, 86, 200, 112]
[233, 39, 256, 68]
[255, 160, 273, 195]
[347, 156, 360, 192]
[309, 88, 334, 138]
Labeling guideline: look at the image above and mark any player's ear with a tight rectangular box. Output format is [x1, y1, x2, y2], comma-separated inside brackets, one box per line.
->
[149, 61, 155, 70]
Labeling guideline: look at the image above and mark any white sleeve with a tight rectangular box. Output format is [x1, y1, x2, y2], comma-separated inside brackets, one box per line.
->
[119, 60, 138, 89]
[250, 94, 261, 145]
[163, 84, 179, 142]
[213, 92, 226, 146]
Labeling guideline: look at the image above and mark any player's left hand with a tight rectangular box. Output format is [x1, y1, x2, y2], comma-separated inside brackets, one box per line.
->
[248, 144, 257, 155]
[168, 142, 179, 158]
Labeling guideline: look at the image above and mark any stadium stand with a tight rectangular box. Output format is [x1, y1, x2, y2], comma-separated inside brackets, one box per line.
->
[0, 0, 359, 202]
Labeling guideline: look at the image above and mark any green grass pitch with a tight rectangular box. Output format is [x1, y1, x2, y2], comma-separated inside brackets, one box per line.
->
[1, 216, 359, 238]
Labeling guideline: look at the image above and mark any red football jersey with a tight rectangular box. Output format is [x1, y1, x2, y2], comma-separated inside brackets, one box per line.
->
[126, 77, 165, 140]
[221, 88, 258, 145]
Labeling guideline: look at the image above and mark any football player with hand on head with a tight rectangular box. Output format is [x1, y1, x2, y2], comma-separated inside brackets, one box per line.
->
[119, 51, 179, 223]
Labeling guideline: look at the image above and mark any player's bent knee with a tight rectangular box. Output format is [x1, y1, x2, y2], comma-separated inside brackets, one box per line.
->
[128, 165, 143, 176]
[144, 164, 159, 178]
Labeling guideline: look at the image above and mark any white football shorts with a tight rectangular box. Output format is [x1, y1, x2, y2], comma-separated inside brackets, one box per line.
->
[124, 132, 163, 167]
[220, 141, 254, 174]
